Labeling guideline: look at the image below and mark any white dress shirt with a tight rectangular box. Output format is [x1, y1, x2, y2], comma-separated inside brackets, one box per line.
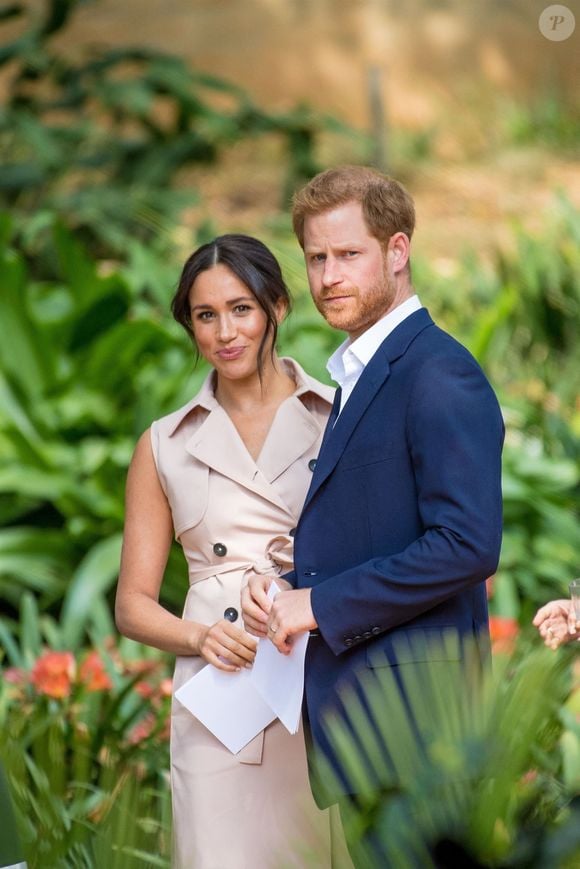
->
[327, 295, 423, 415]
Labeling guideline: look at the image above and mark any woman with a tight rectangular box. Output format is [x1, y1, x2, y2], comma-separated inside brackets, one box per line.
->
[115, 235, 344, 868]
[533, 599, 580, 649]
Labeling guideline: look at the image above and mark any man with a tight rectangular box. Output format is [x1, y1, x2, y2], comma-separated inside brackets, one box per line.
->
[242, 166, 503, 833]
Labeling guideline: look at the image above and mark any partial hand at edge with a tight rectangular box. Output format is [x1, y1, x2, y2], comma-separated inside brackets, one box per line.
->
[532, 599, 580, 650]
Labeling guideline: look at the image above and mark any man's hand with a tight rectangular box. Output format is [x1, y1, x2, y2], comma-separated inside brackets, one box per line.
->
[267, 588, 317, 655]
[241, 574, 292, 637]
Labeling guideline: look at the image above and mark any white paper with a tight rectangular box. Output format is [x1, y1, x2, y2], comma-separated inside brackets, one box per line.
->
[175, 581, 309, 752]
[174, 664, 276, 754]
[250, 583, 308, 734]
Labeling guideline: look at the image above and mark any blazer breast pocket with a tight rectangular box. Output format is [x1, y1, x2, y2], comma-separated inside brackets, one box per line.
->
[340, 441, 395, 470]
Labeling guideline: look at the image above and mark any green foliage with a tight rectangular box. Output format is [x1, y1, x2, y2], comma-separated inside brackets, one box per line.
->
[0, 595, 171, 867]
[316, 637, 580, 867]
[0, 214, 198, 628]
[0, 0, 348, 257]
[502, 96, 580, 152]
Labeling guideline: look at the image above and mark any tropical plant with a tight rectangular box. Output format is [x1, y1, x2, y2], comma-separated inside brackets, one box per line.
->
[0, 0, 349, 258]
[314, 636, 580, 868]
[0, 593, 172, 868]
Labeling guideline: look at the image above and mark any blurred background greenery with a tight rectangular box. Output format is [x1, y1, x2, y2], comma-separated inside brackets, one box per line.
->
[0, 0, 578, 864]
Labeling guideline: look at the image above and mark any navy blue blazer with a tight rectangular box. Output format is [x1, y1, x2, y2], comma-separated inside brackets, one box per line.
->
[288, 309, 504, 799]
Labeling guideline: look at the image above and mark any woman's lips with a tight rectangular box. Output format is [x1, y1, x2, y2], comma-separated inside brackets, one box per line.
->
[216, 346, 246, 360]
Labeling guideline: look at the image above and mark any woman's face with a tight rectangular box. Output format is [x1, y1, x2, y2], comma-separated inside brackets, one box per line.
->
[189, 264, 274, 383]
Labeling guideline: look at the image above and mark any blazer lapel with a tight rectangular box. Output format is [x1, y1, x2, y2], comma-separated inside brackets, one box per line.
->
[302, 355, 390, 511]
[317, 386, 342, 456]
[303, 308, 434, 512]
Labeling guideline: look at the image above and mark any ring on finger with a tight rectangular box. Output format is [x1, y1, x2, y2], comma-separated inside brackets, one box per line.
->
[269, 625, 277, 634]
[547, 627, 554, 638]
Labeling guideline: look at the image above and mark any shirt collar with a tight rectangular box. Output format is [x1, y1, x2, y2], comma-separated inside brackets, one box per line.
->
[167, 356, 333, 435]
[327, 295, 422, 385]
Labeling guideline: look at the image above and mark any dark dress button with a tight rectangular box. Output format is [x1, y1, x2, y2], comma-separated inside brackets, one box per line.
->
[354, 635, 362, 643]
[363, 631, 372, 640]
[308, 459, 317, 471]
[223, 607, 238, 623]
[213, 542, 227, 557]
[289, 528, 296, 537]
[344, 638, 354, 647]
[371, 626, 381, 636]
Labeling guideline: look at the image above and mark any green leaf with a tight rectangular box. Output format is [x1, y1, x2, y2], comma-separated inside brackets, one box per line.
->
[0, 251, 54, 397]
[20, 592, 41, 665]
[60, 534, 123, 648]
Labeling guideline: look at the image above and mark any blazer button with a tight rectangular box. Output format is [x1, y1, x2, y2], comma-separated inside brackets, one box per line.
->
[213, 542, 227, 557]
[223, 607, 238, 622]
[344, 638, 353, 647]
[304, 570, 318, 577]
[308, 459, 317, 471]
[371, 626, 381, 636]
[289, 528, 296, 537]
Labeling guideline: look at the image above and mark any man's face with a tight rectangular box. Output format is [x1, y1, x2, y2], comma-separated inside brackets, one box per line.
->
[303, 200, 395, 340]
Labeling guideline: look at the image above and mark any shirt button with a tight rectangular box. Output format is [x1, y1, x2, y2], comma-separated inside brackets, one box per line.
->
[308, 459, 317, 471]
[213, 542, 227, 557]
[223, 607, 238, 622]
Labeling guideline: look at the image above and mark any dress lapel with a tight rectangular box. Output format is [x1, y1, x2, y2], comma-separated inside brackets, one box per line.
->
[257, 396, 324, 484]
[185, 406, 289, 511]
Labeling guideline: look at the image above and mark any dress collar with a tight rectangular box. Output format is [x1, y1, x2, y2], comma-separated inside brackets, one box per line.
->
[167, 357, 333, 436]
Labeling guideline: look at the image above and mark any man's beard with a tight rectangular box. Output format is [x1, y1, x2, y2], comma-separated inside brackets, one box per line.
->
[315, 271, 396, 338]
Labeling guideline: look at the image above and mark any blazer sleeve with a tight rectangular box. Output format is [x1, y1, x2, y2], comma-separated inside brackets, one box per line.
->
[310, 352, 504, 655]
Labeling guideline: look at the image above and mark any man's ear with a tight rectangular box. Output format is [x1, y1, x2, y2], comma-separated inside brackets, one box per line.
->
[387, 232, 411, 274]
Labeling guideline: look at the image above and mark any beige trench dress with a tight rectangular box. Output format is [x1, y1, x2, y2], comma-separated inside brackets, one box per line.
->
[151, 359, 345, 869]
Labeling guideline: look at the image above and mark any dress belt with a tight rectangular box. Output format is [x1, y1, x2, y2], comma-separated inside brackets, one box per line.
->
[189, 553, 292, 588]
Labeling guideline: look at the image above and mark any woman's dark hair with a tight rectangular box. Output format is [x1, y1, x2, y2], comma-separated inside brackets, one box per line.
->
[171, 234, 292, 379]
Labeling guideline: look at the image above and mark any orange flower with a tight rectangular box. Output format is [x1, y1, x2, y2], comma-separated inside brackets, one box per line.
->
[127, 714, 157, 745]
[159, 678, 173, 698]
[489, 615, 519, 655]
[79, 650, 112, 692]
[135, 680, 155, 699]
[31, 651, 76, 699]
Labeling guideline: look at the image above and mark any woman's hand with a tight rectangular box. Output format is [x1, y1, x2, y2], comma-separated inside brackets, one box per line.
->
[196, 619, 258, 671]
[241, 575, 293, 637]
[533, 599, 580, 649]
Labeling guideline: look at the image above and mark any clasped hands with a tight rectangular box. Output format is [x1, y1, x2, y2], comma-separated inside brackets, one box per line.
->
[241, 575, 317, 655]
